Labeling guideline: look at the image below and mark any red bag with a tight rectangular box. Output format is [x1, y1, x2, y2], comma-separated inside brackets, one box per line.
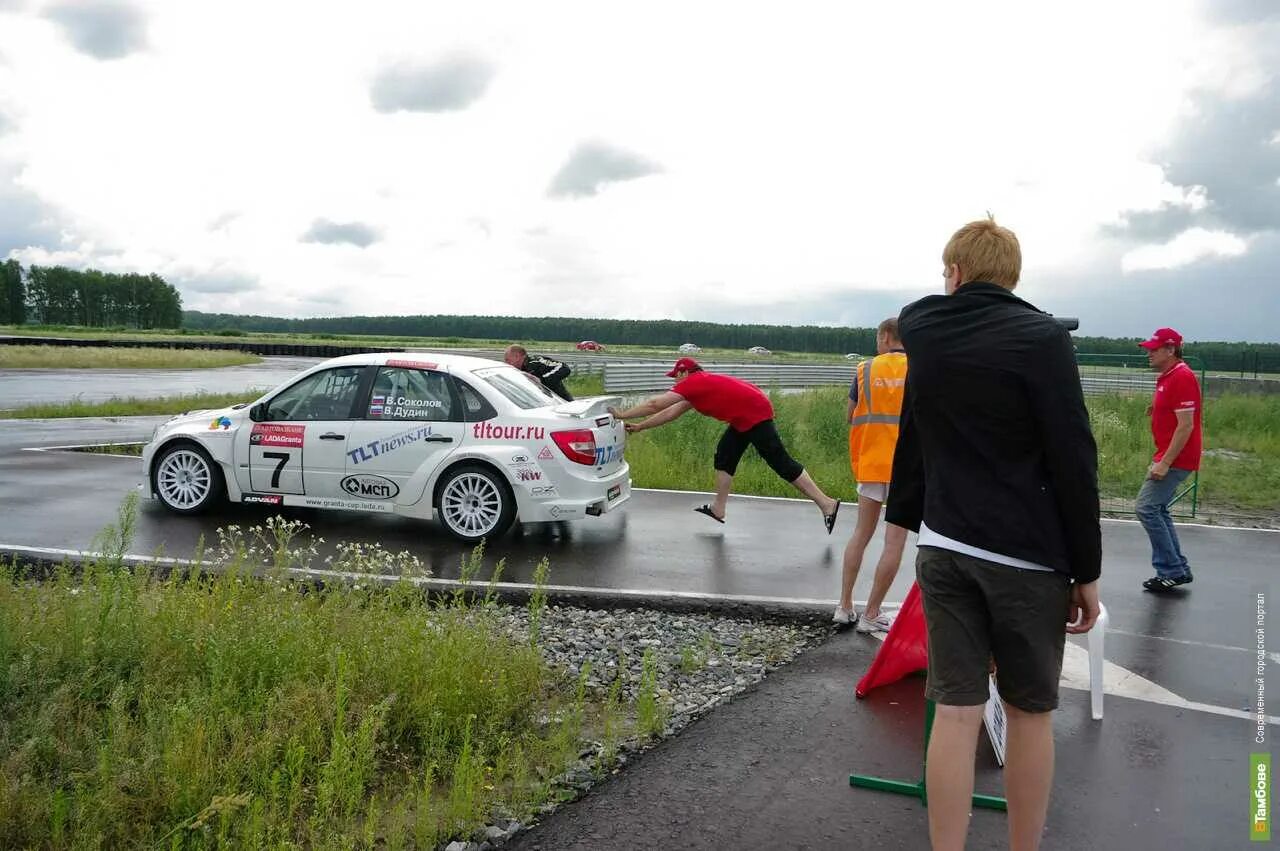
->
[855, 582, 929, 698]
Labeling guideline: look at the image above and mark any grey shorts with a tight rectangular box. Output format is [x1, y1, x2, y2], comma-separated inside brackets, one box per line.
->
[916, 546, 1071, 713]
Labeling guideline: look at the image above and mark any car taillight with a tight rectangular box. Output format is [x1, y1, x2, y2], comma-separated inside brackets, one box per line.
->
[552, 429, 597, 466]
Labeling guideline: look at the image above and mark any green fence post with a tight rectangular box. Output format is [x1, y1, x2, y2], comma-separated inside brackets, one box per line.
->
[850, 698, 1007, 812]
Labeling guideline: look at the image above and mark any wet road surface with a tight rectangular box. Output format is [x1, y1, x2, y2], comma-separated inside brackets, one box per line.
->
[1, 416, 1276, 848]
[0, 356, 321, 408]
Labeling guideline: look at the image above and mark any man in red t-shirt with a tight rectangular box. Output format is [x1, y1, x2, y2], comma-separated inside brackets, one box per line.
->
[609, 357, 841, 532]
[1136, 327, 1202, 592]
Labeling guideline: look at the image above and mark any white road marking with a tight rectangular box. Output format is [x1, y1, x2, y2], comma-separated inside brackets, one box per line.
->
[634, 487, 1280, 532]
[868, 626, 1280, 725]
[1107, 626, 1280, 665]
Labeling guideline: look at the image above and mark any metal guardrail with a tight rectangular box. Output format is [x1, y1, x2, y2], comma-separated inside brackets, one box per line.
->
[605, 362, 853, 392]
[607, 361, 1162, 395]
[1079, 374, 1155, 396]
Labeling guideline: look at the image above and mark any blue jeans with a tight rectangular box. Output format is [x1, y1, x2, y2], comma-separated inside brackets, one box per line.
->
[1135, 468, 1193, 579]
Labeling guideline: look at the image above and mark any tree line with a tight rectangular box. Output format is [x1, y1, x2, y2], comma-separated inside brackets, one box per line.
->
[183, 311, 884, 355]
[0, 263, 183, 329]
[184, 310, 1280, 372]
[1, 264, 1275, 373]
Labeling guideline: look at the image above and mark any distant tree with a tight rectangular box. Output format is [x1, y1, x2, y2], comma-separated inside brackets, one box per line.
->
[0, 259, 24, 325]
[22, 266, 183, 329]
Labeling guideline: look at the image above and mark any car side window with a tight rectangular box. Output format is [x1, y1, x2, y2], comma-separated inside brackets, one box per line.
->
[367, 367, 460, 422]
[454, 378, 497, 421]
[265, 367, 365, 421]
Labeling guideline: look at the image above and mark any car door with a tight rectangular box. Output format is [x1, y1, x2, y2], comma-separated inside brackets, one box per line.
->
[341, 363, 466, 506]
[236, 365, 368, 502]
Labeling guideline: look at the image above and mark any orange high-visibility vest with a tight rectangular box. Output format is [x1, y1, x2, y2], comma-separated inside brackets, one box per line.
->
[848, 351, 908, 483]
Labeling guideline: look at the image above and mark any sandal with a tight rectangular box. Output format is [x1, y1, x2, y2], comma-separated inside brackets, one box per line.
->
[823, 500, 841, 535]
[695, 504, 725, 524]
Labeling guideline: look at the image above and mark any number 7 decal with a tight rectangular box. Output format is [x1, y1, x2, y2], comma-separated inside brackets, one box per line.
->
[263, 451, 291, 489]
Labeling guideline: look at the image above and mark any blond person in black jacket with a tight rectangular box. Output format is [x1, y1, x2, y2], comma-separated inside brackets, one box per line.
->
[886, 217, 1101, 851]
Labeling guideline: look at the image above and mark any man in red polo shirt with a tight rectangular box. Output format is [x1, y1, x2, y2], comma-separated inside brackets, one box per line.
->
[1137, 327, 1202, 593]
[609, 357, 841, 532]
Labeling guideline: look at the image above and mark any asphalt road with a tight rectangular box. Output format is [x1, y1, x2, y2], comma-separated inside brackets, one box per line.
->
[2, 416, 1276, 714]
[1, 416, 1277, 848]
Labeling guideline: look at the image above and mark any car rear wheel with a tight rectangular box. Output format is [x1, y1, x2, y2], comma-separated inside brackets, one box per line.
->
[436, 464, 515, 543]
[153, 443, 224, 514]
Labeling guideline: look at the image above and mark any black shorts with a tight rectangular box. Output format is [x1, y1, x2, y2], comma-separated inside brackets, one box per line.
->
[713, 419, 804, 482]
[916, 547, 1071, 713]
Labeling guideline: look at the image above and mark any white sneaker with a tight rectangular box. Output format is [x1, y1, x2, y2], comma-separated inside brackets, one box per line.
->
[855, 611, 893, 634]
[832, 606, 856, 626]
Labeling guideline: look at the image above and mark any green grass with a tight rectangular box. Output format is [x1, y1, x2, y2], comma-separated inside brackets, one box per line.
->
[0, 505, 647, 849]
[1090, 393, 1280, 512]
[0, 390, 266, 419]
[625, 386, 858, 503]
[0, 344, 260, 369]
[623, 387, 1280, 516]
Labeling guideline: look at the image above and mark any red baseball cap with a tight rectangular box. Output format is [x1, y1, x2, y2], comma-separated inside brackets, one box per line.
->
[666, 356, 700, 377]
[1138, 328, 1183, 350]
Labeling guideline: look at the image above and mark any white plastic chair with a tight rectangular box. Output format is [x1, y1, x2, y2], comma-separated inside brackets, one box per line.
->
[1088, 603, 1109, 721]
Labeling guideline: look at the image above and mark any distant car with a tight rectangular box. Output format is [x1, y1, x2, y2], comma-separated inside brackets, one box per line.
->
[141, 352, 631, 542]
[678, 343, 701, 354]
[747, 346, 771, 356]
[576, 340, 606, 351]
[844, 353, 862, 361]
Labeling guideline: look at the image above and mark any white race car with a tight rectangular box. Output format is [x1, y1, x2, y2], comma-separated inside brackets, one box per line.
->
[141, 352, 631, 542]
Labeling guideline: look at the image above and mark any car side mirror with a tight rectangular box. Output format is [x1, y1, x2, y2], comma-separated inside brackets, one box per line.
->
[249, 403, 265, 422]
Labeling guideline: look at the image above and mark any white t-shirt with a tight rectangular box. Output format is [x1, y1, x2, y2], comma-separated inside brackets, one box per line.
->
[918, 521, 1054, 573]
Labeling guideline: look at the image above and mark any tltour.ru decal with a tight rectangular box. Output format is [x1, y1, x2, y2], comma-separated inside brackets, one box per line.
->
[347, 424, 436, 464]
[472, 422, 546, 441]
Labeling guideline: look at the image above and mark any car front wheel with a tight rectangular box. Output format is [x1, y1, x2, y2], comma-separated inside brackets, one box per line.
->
[152, 443, 224, 514]
[436, 464, 515, 543]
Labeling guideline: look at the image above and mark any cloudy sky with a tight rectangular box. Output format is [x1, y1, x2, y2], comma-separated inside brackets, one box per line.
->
[0, 1, 1277, 341]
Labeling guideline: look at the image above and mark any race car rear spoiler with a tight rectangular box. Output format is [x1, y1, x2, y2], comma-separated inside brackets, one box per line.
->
[550, 396, 623, 419]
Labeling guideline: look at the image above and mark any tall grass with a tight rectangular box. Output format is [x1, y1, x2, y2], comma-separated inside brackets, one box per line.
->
[1089, 392, 1280, 510]
[0, 509, 632, 849]
[0, 344, 260, 369]
[0, 390, 266, 419]
[623, 387, 1280, 513]
[625, 386, 857, 501]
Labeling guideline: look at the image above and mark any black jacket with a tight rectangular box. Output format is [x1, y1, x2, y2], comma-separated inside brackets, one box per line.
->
[522, 354, 573, 398]
[885, 282, 1101, 583]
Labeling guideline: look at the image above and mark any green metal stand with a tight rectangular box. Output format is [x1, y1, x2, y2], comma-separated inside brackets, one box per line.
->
[849, 699, 1008, 812]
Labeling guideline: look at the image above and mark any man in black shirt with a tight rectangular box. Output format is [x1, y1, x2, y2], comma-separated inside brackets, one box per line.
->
[886, 217, 1101, 851]
[504, 344, 574, 400]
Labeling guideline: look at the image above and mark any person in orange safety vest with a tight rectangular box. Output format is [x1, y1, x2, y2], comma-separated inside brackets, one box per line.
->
[834, 317, 909, 632]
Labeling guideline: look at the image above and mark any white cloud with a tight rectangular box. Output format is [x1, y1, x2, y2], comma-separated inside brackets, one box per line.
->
[43, 1, 147, 60]
[0, 0, 1274, 337]
[1121, 227, 1249, 272]
[547, 141, 662, 198]
[370, 53, 495, 113]
[301, 219, 380, 248]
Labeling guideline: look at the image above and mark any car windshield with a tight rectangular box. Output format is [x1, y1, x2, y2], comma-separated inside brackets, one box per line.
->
[474, 366, 559, 410]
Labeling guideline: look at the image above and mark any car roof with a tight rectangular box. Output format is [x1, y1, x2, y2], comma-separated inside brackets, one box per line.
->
[311, 351, 509, 374]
